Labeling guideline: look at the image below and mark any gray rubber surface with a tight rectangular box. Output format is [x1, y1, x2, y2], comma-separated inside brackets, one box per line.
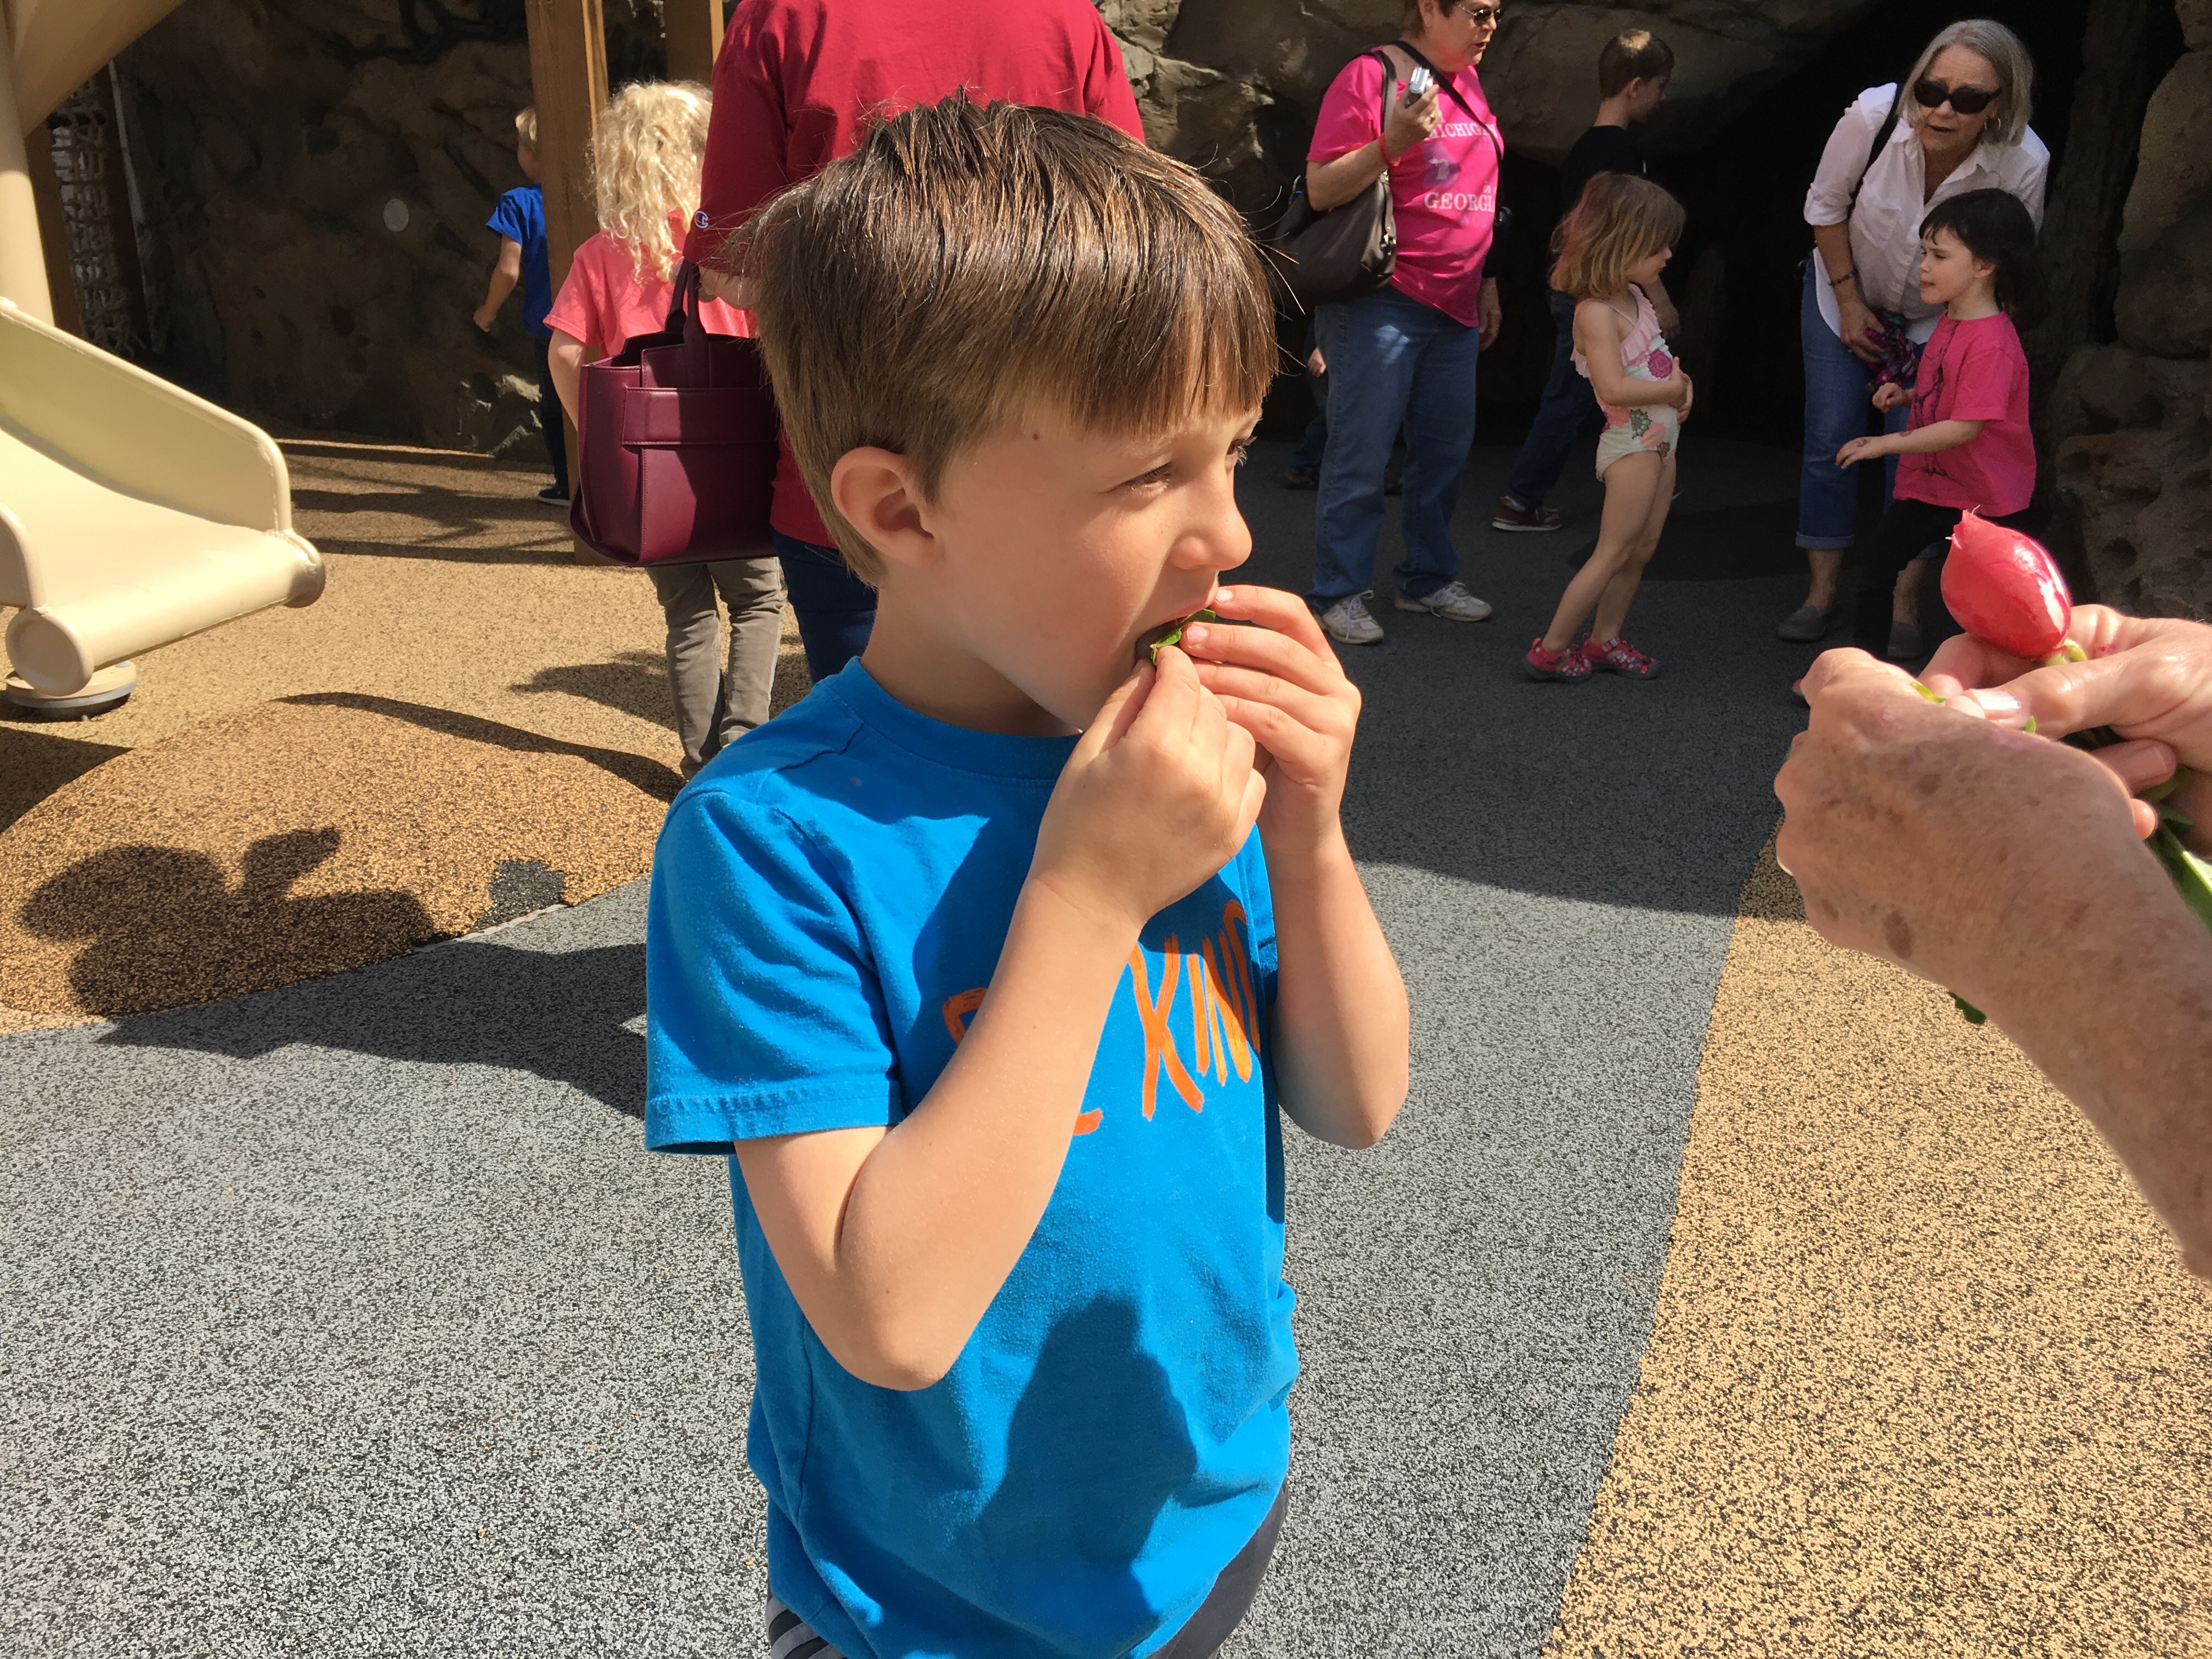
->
[3, 439, 1827, 1656]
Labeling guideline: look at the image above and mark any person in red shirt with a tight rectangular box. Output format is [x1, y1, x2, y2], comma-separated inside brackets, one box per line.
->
[1832, 188, 2044, 658]
[689, 0, 1146, 682]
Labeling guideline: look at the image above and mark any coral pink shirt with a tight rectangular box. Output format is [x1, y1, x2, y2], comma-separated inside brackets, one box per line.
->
[1894, 312, 2034, 516]
[684, 0, 1144, 546]
[544, 219, 752, 356]
[1307, 52, 1502, 328]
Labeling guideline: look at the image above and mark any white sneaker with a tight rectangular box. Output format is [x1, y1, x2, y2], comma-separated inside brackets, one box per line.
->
[1394, 579, 1493, 622]
[1318, 591, 1384, 645]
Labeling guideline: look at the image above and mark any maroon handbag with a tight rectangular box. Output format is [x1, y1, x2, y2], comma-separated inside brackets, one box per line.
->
[569, 261, 778, 565]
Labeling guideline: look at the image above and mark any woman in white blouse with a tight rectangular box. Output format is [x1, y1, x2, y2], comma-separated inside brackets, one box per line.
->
[1776, 18, 2046, 652]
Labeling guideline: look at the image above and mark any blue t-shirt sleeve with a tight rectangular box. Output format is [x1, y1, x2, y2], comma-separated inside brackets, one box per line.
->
[486, 186, 533, 244]
[1233, 832, 1280, 1014]
[645, 788, 904, 1154]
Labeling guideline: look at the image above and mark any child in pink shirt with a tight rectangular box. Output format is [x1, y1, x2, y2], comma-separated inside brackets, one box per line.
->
[1835, 188, 2045, 659]
[545, 82, 783, 778]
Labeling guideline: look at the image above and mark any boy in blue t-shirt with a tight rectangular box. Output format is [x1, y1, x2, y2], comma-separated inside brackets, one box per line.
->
[472, 106, 567, 503]
[645, 99, 1412, 1659]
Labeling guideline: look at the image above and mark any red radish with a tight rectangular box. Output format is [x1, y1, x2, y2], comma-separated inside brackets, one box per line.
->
[1940, 510, 2073, 661]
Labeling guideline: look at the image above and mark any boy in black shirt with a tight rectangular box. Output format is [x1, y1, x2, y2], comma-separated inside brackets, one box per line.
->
[1495, 29, 1678, 532]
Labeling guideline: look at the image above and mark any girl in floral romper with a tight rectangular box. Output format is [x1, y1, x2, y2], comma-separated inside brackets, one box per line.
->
[1526, 172, 1694, 682]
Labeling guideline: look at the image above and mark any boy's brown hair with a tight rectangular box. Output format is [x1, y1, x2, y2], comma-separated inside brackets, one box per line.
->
[1550, 171, 1685, 300]
[1598, 28, 1674, 98]
[515, 106, 539, 152]
[733, 97, 1277, 584]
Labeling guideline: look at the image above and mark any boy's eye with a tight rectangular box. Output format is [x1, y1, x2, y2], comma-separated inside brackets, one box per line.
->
[1125, 461, 1174, 489]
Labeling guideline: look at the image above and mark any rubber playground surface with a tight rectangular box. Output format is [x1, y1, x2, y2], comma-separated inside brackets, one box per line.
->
[3, 435, 2207, 1655]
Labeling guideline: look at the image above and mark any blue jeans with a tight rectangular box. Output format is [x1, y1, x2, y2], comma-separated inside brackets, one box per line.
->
[1311, 285, 1481, 603]
[1503, 289, 1599, 509]
[1798, 260, 1905, 550]
[775, 532, 876, 681]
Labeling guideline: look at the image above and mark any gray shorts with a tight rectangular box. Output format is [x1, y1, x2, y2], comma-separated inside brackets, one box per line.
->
[765, 1480, 1288, 1658]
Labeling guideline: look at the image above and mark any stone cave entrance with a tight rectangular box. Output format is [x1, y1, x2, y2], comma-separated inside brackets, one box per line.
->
[1475, 0, 2186, 447]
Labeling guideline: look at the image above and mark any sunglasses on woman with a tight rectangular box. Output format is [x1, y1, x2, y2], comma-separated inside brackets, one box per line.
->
[1914, 77, 1998, 116]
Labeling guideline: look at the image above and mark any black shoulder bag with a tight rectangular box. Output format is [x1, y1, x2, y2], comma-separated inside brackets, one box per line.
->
[1262, 49, 1401, 312]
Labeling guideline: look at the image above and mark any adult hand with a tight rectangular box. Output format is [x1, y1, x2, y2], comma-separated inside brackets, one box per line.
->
[1838, 291, 1883, 365]
[1835, 433, 1888, 468]
[1478, 278, 1503, 350]
[698, 265, 749, 308]
[1871, 381, 1910, 412]
[1775, 648, 2159, 1005]
[1926, 607, 2212, 854]
[1777, 644, 2212, 1282]
[1306, 346, 1327, 378]
[1383, 81, 1440, 162]
[1181, 584, 1361, 860]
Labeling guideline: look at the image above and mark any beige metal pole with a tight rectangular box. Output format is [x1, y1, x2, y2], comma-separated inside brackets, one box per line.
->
[0, 7, 58, 324]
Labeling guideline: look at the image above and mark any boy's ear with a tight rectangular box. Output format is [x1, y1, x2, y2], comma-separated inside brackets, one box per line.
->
[830, 448, 938, 573]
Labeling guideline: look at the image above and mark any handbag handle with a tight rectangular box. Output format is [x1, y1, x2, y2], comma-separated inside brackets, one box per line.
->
[665, 259, 718, 380]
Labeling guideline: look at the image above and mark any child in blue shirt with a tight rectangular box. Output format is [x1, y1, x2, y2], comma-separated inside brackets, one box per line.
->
[645, 97, 1411, 1659]
[472, 106, 567, 503]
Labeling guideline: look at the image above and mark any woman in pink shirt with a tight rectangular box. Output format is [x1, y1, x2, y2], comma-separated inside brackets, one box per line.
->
[545, 82, 783, 780]
[1303, 0, 1507, 647]
[1832, 188, 2045, 658]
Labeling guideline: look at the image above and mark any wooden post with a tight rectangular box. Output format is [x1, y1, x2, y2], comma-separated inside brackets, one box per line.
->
[662, 0, 726, 88]
[524, 0, 605, 545]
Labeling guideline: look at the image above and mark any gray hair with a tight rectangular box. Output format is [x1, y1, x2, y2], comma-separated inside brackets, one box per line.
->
[1903, 18, 2035, 149]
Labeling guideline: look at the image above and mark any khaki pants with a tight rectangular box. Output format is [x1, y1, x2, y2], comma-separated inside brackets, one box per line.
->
[646, 557, 787, 775]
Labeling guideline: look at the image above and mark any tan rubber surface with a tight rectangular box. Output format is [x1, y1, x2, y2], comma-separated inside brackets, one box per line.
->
[0, 436, 805, 1025]
[1544, 845, 2212, 1656]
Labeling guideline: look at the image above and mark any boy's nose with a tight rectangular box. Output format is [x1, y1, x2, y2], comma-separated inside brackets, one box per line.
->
[1180, 476, 1252, 574]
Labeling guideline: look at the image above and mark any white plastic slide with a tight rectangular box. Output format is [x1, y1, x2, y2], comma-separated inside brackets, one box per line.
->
[0, 297, 324, 704]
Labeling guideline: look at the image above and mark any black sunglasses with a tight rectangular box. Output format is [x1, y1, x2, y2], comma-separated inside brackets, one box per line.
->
[1914, 77, 1998, 116]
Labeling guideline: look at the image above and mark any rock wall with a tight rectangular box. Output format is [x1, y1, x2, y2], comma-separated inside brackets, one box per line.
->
[2052, 0, 2212, 618]
[1109, 0, 1877, 206]
[116, 0, 661, 456]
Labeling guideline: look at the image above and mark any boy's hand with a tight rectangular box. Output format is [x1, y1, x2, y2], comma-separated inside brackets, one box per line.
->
[1836, 433, 1888, 468]
[1872, 381, 1910, 411]
[1030, 649, 1265, 936]
[471, 301, 498, 333]
[1181, 585, 1360, 860]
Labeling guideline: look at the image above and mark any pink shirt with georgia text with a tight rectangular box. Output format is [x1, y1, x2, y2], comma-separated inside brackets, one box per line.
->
[544, 218, 753, 358]
[1307, 52, 1501, 328]
[1894, 312, 2034, 516]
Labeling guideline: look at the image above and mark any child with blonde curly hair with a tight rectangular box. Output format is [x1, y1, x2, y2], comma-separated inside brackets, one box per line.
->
[545, 81, 781, 778]
[1525, 171, 1692, 683]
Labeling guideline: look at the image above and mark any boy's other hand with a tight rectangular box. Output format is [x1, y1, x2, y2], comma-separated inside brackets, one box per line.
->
[1871, 381, 1910, 411]
[1182, 585, 1359, 860]
[1030, 648, 1266, 936]
[1835, 434, 1886, 468]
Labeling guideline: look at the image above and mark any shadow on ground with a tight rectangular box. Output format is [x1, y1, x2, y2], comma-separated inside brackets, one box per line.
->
[511, 650, 673, 726]
[98, 924, 648, 1117]
[20, 829, 436, 1017]
[281, 691, 681, 803]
